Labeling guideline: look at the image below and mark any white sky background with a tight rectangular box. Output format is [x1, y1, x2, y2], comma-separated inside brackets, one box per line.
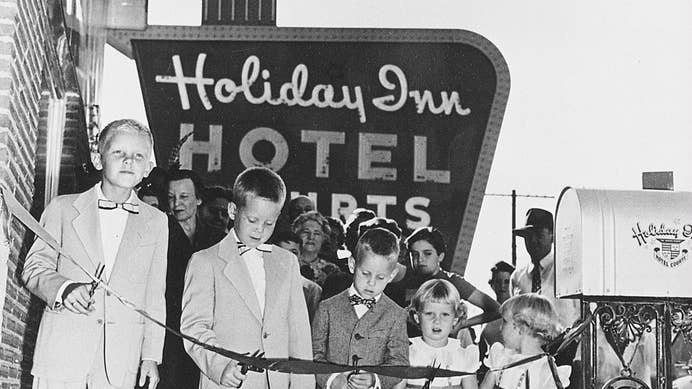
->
[101, 0, 692, 299]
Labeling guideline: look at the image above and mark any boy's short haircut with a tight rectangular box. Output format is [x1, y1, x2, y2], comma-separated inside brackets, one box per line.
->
[273, 230, 303, 248]
[98, 119, 153, 154]
[409, 279, 466, 319]
[167, 169, 205, 199]
[232, 167, 286, 208]
[354, 227, 399, 266]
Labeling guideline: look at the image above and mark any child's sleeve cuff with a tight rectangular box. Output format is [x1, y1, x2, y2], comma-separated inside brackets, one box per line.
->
[53, 280, 75, 309]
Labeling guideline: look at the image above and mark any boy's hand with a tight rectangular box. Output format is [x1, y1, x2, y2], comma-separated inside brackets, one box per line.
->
[220, 362, 247, 388]
[61, 283, 94, 314]
[347, 372, 375, 389]
[331, 373, 349, 389]
[139, 361, 159, 389]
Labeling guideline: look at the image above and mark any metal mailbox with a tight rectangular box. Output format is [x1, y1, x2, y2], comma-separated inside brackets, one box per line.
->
[555, 187, 692, 298]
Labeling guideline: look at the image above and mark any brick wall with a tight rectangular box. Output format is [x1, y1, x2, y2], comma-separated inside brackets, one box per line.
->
[0, 0, 89, 388]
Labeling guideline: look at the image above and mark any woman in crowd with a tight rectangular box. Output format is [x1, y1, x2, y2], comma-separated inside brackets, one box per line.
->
[292, 211, 340, 286]
[398, 226, 500, 337]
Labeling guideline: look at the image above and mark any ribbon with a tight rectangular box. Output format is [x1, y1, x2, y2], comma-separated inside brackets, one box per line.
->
[0, 186, 589, 383]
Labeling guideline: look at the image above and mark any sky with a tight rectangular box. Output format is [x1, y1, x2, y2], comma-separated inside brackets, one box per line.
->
[101, 0, 692, 299]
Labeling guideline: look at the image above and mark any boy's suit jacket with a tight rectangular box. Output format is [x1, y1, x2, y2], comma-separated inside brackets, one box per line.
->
[21, 185, 168, 388]
[311, 289, 409, 389]
[181, 232, 314, 389]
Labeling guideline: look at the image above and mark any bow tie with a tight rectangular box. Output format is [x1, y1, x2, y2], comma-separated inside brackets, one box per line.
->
[349, 294, 376, 309]
[98, 199, 139, 214]
[237, 241, 273, 256]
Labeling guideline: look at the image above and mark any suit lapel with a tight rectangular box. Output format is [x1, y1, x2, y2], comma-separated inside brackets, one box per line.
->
[338, 290, 360, 325]
[109, 197, 145, 282]
[71, 186, 103, 268]
[365, 294, 387, 323]
[220, 234, 263, 323]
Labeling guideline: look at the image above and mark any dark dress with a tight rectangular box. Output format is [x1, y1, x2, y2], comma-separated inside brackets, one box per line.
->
[158, 216, 226, 389]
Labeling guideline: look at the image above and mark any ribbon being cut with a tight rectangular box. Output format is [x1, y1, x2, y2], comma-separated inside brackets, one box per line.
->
[0, 186, 584, 385]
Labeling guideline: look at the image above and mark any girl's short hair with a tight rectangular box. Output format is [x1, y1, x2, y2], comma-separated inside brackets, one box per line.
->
[501, 293, 563, 343]
[409, 279, 466, 320]
[405, 226, 446, 256]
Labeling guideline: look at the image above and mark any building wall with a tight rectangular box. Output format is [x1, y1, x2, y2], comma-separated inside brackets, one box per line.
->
[0, 1, 89, 388]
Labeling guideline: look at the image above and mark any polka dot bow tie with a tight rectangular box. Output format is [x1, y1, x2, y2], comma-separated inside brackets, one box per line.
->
[98, 199, 139, 214]
[237, 242, 273, 256]
[349, 294, 376, 309]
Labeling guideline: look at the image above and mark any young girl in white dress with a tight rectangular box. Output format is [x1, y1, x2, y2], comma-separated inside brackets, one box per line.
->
[480, 293, 571, 389]
[406, 279, 480, 389]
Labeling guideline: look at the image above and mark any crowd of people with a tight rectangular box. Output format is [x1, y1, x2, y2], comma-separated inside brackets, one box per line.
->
[21, 119, 630, 389]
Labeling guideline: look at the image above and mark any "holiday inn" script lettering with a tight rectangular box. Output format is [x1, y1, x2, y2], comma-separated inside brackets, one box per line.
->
[155, 53, 472, 124]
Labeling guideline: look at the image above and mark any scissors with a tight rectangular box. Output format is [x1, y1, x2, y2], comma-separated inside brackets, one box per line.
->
[86, 263, 105, 309]
[237, 350, 265, 388]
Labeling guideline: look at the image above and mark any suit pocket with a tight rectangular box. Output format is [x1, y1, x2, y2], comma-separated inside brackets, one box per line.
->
[33, 311, 100, 379]
[368, 329, 389, 340]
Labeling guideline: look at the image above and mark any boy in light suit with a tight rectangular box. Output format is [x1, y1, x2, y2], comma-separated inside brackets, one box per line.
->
[181, 167, 313, 389]
[22, 119, 168, 389]
[312, 228, 409, 389]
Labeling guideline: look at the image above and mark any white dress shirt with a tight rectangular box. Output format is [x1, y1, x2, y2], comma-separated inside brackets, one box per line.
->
[233, 230, 266, 315]
[96, 185, 131, 280]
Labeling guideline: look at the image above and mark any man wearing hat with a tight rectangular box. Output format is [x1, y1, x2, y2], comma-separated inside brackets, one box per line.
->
[510, 208, 580, 324]
[510, 208, 557, 295]
[510, 208, 582, 386]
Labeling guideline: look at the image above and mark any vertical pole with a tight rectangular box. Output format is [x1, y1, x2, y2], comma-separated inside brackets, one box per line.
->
[661, 303, 672, 389]
[511, 189, 517, 266]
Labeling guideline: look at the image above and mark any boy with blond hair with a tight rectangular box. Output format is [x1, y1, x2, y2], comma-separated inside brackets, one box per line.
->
[312, 227, 409, 389]
[181, 167, 313, 389]
[22, 119, 168, 389]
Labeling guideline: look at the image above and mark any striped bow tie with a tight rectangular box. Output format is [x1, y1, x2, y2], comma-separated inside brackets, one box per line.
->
[237, 242, 273, 256]
[349, 294, 376, 309]
[98, 199, 139, 214]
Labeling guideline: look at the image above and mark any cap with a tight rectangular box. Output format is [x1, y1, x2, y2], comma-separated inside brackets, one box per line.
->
[513, 208, 553, 237]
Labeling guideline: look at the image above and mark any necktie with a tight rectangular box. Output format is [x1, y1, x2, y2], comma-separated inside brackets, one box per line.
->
[349, 294, 376, 309]
[98, 199, 139, 214]
[237, 241, 273, 256]
[531, 262, 542, 293]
